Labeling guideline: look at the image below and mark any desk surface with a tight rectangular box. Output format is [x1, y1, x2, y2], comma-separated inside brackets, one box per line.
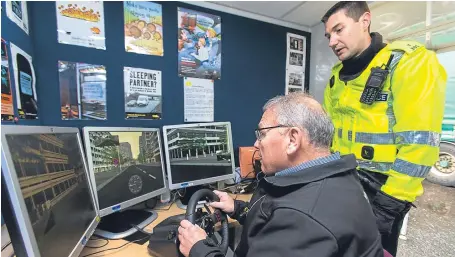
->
[79, 194, 251, 257]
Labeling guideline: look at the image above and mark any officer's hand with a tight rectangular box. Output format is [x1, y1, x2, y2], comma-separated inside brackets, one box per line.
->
[209, 190, 235, 214]
[178, 220, 207, 257]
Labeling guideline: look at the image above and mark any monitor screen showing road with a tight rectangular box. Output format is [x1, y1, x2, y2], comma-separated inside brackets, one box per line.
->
[87, 131, 165, 210]
[164, 124, 234, 185]
[5, 133, 97, 257]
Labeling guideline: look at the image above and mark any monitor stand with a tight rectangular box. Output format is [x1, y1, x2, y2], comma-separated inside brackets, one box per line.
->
[94, 209, 157, 240]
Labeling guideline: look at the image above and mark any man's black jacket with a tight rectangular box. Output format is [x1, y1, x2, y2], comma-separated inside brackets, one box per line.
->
[190, 154, 384, 257]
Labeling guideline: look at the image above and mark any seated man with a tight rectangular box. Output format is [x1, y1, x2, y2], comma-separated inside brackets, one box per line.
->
[178, 92, 384, 257]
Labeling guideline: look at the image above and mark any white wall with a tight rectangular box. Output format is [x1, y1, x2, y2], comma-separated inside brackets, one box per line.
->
[309, 22, 339, 103]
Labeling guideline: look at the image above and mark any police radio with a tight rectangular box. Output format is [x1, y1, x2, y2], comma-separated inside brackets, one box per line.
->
[359, 54, 394, 105]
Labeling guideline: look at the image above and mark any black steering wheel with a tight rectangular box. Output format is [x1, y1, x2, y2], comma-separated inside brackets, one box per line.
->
[183, 189, 229, 254]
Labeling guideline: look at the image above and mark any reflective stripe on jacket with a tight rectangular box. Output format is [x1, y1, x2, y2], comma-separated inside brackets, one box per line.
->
[323, 40, 447, 202]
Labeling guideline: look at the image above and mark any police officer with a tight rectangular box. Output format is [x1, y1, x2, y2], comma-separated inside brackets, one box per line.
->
[321, 2, 447, 256]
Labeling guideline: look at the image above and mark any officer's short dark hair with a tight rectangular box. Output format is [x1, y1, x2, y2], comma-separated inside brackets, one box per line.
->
[321, 1, 370, 24]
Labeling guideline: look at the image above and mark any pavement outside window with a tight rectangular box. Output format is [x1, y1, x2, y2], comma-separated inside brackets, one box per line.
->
[397, 180, 455, 257]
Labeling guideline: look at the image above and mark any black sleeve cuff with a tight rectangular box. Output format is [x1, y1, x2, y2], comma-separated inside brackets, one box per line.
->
[228, 200, 248, 221]
[189, 239, 223, 257]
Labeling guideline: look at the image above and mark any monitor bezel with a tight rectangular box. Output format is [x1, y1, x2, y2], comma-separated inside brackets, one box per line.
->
[1, 125, 100, 257]
[162, 122, 236, 190]
[82, 126, 168, 217]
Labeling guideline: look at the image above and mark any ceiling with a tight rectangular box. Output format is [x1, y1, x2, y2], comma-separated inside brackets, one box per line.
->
[209, 1, 338, 28]
[204, 1, 454, 36]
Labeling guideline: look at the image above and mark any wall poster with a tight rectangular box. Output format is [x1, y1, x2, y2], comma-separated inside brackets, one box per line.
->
[184, 77, 214, 122]
[5, 1, 29, 34]
[178, 7, 221, 80]
[1, 39, 15, 121]
[124, 67, 162, 120]
[56, 1, 106, 49]
[285, 33, 306, 95]
[10, 43, 38, 120]
[124, 1, 163, 56]
[59, 61, 107, 120]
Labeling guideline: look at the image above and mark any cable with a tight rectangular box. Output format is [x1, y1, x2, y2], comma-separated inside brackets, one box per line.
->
[89, 235, 107, 241]
[251, 149, 258, 168]
[81, 235, 150, 257]
[154, 202, 174, 211]
[177, 188, 186, 198]
[241, 171, 256, 180]
[155, 190, 179, 211]
[1, 242, 12, 251]
[84, 238, 109, 249]
[131, 224, 153, 236]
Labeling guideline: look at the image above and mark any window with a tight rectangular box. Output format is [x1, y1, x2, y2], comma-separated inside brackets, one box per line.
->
[45, 188, 54, 201]
[47, 163, 54, 173]
[437, 51, 455, 122]
[54, 185, 61, 195]
[371, 1, 455, 51]
[24, 198, 38, 223]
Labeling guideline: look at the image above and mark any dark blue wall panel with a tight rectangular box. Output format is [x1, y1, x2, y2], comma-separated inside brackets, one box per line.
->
[6, 1, 311, 148]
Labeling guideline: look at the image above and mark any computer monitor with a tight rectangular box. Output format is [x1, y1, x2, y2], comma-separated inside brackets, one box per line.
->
[1, 125, 99, 257]
[82, 127, 167, 239]
[162, 122, 235, 192]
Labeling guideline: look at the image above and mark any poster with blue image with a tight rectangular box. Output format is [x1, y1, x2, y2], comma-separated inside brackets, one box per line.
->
[59, 61, 107, 120]
[178, 7, 221, 80]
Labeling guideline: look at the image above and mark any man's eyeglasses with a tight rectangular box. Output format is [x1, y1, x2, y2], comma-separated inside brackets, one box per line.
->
[254, 125, 289, 141]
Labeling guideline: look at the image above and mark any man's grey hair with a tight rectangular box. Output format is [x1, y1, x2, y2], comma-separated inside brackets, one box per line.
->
[263, 92, 334, 149]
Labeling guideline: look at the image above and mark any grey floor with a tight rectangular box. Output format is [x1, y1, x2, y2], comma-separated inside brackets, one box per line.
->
[397, 180, 455, 257]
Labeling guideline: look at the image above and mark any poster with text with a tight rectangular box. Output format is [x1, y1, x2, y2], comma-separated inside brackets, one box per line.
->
[1, 39, 14, 121]
[184, 77, 214, 122]
[5, 1, 29, 34]
[178, 7, 221, 80]
[124, 67, 162, 120]
[10, 43, 38, 119]
[56, 1, 106, 49]
[124, 1, 163, 56]
[285, 33, 306, 94]
[59, 61, 107, 120]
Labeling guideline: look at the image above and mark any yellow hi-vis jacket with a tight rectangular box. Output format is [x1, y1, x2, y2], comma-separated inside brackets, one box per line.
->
[323, 41, 447, 202]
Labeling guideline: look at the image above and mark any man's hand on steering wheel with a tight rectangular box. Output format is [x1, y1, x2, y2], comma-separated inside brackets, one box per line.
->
[179, 189, 230, 257]
[209, 190, 235, 214]
[178, 220, 207, 257]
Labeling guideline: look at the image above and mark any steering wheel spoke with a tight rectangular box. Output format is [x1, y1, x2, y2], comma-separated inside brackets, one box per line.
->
[203, 203, 212, 214]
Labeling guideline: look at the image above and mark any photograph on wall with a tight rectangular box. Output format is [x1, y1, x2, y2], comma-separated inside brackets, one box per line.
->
[288, 72, 304, 87]
[124, 67, 162, 120]
[286, 33, 306, 71]
[289, 36, 304, 51]
[59, 61, 107, 120]
[285, 33, 306, 95]
[288, 52, 304, 67]
[5, 1, 29, 34]
[178, 7, 221, 80]
[184, 77, 214, 122]
[287, 87, 303, 93]
[124, 1, 163, 56]
[56, 1, 106, 50]
[1, 39, 14, 121]
[10, 43, 38, 119]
